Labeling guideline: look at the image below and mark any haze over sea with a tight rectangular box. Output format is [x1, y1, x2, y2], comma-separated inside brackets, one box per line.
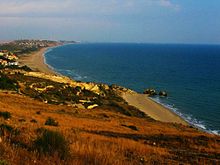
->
[45, 43, 220, 134]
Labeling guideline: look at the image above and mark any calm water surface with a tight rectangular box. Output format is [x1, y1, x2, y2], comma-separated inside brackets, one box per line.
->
[45, 43, 220, 134]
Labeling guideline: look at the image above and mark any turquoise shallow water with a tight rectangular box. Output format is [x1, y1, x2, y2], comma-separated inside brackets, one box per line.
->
[45, 43, 220, 134]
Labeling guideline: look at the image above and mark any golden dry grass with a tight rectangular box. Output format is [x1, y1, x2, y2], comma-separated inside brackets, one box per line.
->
[0, 92, 219, 164]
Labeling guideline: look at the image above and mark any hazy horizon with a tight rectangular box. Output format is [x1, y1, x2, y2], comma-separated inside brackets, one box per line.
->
[0, 0, 220, 44]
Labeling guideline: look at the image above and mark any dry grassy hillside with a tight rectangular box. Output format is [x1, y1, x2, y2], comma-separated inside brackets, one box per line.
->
[0, 69, 220, 164]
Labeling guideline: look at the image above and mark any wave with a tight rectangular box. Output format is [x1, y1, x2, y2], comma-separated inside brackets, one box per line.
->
[43, 45, 91, 80]
[56, 69, 88, 81]
[44, 48, 53, 54]
[150, 97, 220, 135]
[43, 50, 59, 74]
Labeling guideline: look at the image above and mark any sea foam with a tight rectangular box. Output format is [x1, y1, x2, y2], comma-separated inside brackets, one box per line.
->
[150, 97, 220, 135]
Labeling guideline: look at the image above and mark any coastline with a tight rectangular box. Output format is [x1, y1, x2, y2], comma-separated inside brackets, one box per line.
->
[18, 45, 188, 125]
[122, 93, 188, 125]
[18, 45, 59, 75]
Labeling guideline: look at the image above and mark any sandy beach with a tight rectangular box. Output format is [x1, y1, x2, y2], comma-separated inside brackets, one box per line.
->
[18, 46, 188, 125]
[18, 46, 57, 75]
[122, 93, 188, 125]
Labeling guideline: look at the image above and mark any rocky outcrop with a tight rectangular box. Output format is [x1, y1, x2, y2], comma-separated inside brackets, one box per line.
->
[109, 84, 137, 97]
[24, 72, 110, 95]
[143, 89, 168, 97]
[159, 91, 168, 97]
[143, 89, 157, 96]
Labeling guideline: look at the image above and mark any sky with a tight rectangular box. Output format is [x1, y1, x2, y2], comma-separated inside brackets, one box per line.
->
[0, 0, 220, 44]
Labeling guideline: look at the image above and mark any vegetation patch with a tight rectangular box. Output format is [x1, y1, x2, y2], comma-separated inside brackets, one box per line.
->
[0, 73, 18, 91]
[45, 117, 59, 126]
[18, 118, 26, 122]
[0, 124, 20, 139]
[0, 160, 8, 165]
[33, 129, 70, 159]
[30, 119, 37, 123]
[0, 111, 11, 120]
[0, 124, 13, 136]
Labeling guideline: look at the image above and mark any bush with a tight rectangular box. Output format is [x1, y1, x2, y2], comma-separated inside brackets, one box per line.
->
[0, 124, 13, 132]
[20, 65, 32, 71]
[0, 111, 11, 119]
[75, 86, 81, 91]
[0, 73, 18, 91]
[30, 119, 37, 123]
[0, 160, 8, 165]
[45, 117, 59, 126]
[34, 129, 70, 159]
[0, 124, 20, 137]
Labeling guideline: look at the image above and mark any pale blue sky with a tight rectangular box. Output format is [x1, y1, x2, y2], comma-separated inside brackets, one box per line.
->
[0, 0, 220, 44]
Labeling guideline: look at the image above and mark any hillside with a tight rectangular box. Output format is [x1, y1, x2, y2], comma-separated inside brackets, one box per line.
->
[0, 68, 219, 164]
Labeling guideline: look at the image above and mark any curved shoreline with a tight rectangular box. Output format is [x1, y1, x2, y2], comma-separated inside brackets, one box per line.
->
[122, 92, 188, 125]
[18, 45, 61, 75]
[18, 45, 188, 125]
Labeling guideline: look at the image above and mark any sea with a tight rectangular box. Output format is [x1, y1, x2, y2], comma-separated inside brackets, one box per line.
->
[45, 43, 220, 135]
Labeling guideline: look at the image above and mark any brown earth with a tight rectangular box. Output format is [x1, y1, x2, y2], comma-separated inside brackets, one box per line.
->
[0, 92, 219, 164]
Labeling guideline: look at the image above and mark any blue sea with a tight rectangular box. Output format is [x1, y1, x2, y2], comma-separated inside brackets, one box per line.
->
[45, 43, 220, 134]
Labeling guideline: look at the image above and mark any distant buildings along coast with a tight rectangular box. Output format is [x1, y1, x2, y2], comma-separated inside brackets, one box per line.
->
[0, 50, 18, 66]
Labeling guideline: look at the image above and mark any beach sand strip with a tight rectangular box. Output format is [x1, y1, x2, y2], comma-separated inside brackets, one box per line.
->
[18, 47, 57, 75]
[122, 93, 188, 125]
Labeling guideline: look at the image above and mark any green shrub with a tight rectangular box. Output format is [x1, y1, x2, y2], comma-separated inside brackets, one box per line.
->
[0, 73, 18, 91]
[0, 160, 8, 165]
[20, 65, 32, 71]
[0, 111, 11, 119]
[34, 129, 70, 159]
[81, 89, 98, 97]
[75, 86, 81, 91]
[45, 117, 59, 126]
[30, 119, 37, 123]
[0, 124, 20, 137]
[0, 124, 13, 132]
